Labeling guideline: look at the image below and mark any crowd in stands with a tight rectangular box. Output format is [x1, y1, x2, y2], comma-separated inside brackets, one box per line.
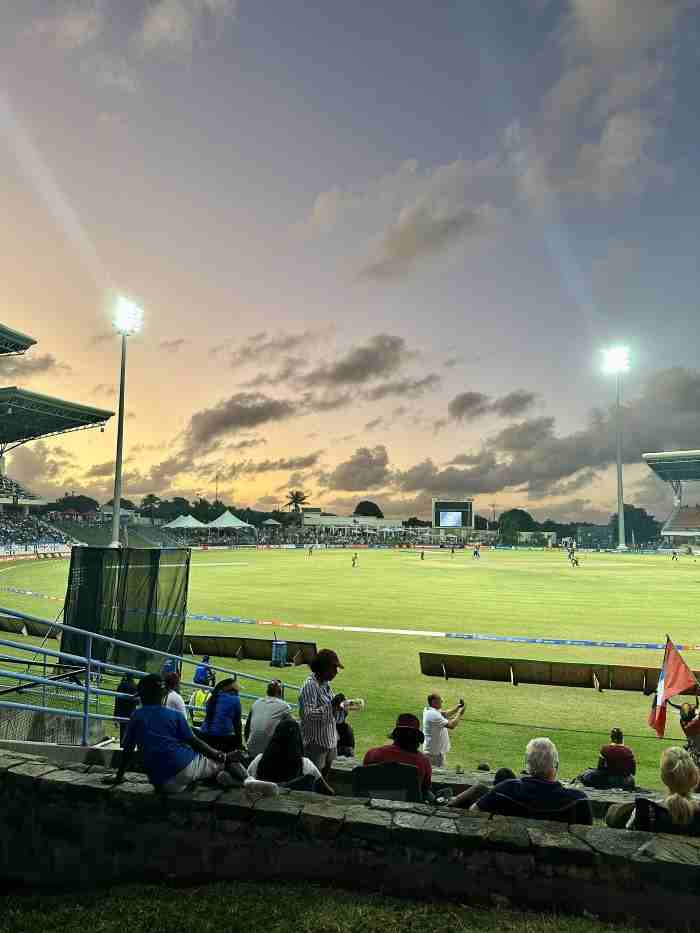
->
[0, 514, 69, 547]
[109, 648, 700, 838]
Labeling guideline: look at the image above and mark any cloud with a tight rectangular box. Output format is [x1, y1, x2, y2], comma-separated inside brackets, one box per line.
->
[448, 389, 537, 422]
[362, 373, 441, 402]
[84, 460, 114, 479]
[92, 383, 116, 398]
[227, 437, 266, 452]
[358, 201, 500, 280]
[488, 417, 556, 452]
[138, 0, 238, 57]
[8, 442, 77, 499]
[0, 353, 70, 381]
[27, 2, 103, 51]
[305, 334, 412, 388]
[364, 418, 385, 432]
[242, 356, 306, 388]
[212, 330, 315, 365]
[159, 338, 188, 353]
[324, 445, 391, 491]
[187, 392, 297, 445]
[240, 452, 323, 475]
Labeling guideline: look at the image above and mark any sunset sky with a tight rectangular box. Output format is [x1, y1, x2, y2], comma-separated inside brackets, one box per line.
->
[1, 1, 700, 522]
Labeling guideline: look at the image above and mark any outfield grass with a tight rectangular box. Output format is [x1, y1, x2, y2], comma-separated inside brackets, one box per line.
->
[0, 548, 697, 789]
[0, 880, 648, 933]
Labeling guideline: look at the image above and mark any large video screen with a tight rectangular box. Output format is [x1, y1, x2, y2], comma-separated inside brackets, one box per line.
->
[439, 511, 463, 528]
[433, 499, 472, 530]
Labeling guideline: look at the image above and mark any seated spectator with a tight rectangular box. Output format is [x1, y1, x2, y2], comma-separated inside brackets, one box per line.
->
[448, 767, 516, 809]
[113, 672, 139, 747]
[625, 747, 700, 835]
[110, 674, 246, 793]
[679, 701, 700, 772]
[577, 727, 636, 790]
[188, 684, 211, 729]
[473, 737, 593, 825]
[332, 693, 355, 758]
[198, 677, 242, 752]
[244, 680, 293, 758]
[163, 672, 187, 718]
[363, 713, 432, 797]
[193, 655, 216, 687]
[247, 719, 334, 794]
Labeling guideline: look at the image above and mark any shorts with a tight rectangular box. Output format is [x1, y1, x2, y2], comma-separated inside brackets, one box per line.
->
[428, 753, 446, 768]
[159, 754, 223, 794]
[304, 744, 337, 771]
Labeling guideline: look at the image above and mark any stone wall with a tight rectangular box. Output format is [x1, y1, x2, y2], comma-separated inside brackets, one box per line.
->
[1, 750, 699, 927]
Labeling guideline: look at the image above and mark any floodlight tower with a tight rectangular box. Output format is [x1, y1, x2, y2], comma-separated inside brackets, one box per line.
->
[602, 346, 630, 551]
[110, 297, 144, 548]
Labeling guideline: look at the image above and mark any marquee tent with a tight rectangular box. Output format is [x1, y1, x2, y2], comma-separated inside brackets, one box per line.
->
[207, 510, 254, 530]
[262, 518, 282, 526]
[163, 514, 206, 529]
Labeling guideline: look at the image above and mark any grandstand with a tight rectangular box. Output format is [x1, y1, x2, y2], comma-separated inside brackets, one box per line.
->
[0, 322, 113, 548]
[643, 449, 700, 545]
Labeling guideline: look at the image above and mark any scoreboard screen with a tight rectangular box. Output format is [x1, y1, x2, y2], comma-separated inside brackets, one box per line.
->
[432, 499, 472, 529]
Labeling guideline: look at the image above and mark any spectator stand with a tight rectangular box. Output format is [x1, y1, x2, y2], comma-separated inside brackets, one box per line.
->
[643, 449, 700, 550]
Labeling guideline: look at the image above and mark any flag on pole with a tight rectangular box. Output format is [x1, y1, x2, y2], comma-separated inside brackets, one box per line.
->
[648, 637, 698, 737]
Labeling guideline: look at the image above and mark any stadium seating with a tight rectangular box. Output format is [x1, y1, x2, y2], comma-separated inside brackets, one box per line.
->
[0, 515, 69, 547]
[662, 506, 700, 534]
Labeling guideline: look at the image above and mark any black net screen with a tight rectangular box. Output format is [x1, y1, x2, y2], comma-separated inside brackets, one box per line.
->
[61, 547, 190, 672]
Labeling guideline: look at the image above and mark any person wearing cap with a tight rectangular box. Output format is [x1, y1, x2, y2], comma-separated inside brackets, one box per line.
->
[299, 648, 344, 776]
[363, 713, 432, 796]
[244, 679, 293, 759]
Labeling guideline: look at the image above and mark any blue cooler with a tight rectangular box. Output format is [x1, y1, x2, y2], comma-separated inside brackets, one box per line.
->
[270, 639, 288, 667]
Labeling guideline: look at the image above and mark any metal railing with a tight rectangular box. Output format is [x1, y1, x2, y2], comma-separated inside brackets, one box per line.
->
[0, 605, 302, 746]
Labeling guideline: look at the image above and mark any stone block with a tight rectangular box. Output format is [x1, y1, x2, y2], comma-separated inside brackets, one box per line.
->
[5, 760, 59, 788]
[0, 752, 42, 773]
[482, 819, 531, 852]
[251, 796, 302, 829]
[299, 800, 348, 839]
[341, 805, 393, 842]
[368, 799, 433, 816]
[526, 822, 595, 865]
[214, 788, 255, 823]
[570, 825, 653, 863]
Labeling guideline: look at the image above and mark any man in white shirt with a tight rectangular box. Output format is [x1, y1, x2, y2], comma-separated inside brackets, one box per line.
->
[422, 692, 464, 768]
[245, 680, 293, 758]
[164, 672, 187, 718]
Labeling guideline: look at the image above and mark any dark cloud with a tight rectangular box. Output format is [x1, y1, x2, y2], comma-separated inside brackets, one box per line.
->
[241, 452, 322, 475]
[364, 417, 385, 431]
[537, 469, 600, 499]
[448, 388, 537, 422]
[362, 373, 440, 402]
[447, 391, 492, 421]
[490, 390, 538, 418]
[488, 417, 556, 452]
[159, 338, 187, 353]
[227, 437, 266, 452]
[302, 391, 353, 412]
[187, 393, 297, 445]
[359, 202, 499, 280]
[212, 331, 314, 365]
[242, 356, 306, 388]
[8, 442, 76, 498]
[305, 334, 411, 387]
[324, 445, 391, 491]
[0, 353, 69, 380]
[84, 460, 114, 478]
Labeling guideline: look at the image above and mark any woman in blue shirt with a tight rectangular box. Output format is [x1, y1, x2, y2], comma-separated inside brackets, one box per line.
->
[198, 678, 242, 753]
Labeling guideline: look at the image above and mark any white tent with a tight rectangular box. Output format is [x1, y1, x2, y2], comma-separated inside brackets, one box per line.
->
[262, 518, 282, 526]
[207, 510, 254, 529]
[163, 514, 206, 529]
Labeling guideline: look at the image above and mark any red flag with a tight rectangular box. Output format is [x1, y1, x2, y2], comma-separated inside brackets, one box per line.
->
[649, 638, 698, 737]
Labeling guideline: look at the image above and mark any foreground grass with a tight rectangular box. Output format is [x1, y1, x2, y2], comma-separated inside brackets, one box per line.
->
[0, 880, 646, 933]
[0, 549, 696, 788]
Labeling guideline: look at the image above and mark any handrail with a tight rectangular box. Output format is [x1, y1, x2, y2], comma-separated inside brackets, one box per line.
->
[0, 604, 303, 746]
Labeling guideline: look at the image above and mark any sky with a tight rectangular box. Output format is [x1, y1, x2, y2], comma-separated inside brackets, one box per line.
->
[1, 0, 700, 522]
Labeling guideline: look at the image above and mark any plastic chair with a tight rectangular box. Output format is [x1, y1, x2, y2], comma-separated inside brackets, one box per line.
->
[351, 762, 422, 803]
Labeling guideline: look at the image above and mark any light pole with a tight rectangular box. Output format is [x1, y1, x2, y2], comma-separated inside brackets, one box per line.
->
[602, 346, 630, 551]
[109, 297, 144, 548]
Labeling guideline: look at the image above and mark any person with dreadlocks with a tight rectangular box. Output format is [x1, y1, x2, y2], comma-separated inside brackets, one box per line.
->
[198, 677, 242, 753]
[109, 674, 246, 794]
[247, 719, 334, 794]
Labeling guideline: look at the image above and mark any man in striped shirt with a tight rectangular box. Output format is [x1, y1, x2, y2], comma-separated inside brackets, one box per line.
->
[299, 648, 344, 776]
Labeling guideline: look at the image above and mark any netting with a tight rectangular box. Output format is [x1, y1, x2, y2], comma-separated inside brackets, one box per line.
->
[60, 547, 190, 672]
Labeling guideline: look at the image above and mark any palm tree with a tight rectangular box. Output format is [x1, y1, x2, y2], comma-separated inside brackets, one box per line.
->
[285, 490, 309, 513]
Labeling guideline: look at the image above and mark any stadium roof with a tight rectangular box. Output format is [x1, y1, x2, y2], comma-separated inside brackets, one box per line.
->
[0, 387, 113, 450]
[643, 450, 700, 483]
[0, 323, 36, 356]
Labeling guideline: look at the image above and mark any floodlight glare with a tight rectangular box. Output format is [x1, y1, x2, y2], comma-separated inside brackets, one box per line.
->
[113, 296, 144, 336]
[602, 346, 630, 375]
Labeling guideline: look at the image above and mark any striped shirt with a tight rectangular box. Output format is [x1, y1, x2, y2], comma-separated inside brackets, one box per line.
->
[299, 674, 337, 750]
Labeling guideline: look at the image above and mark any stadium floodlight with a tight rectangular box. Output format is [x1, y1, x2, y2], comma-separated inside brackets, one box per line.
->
[602, 346, 630, 375]
[602, 346, 630, 550]
[109, 296, 144, 548]
[113, 296, 144, 336]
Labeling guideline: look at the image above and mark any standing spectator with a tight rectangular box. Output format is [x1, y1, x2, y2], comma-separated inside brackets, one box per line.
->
[299, 648, 343, 777]
[244, 680, 293, 759]
[110, 674, 246, 794]
[422, 692, 465, 767]
[578, 727, 636, 789]
[193, 655, 216, 687]
[364, 713, 432, 797]
[113, 672, 138, 747]
[188, 684, 211, 729]
[164, 672, 187, 719]
[199, 678, 242, 753]
[473, 737, 592, 825]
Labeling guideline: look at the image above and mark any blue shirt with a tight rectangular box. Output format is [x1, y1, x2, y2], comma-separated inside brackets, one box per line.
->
[123, 705, 196, 787]
[193, 663, 210, 685]
[200, 691, 241, 737]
